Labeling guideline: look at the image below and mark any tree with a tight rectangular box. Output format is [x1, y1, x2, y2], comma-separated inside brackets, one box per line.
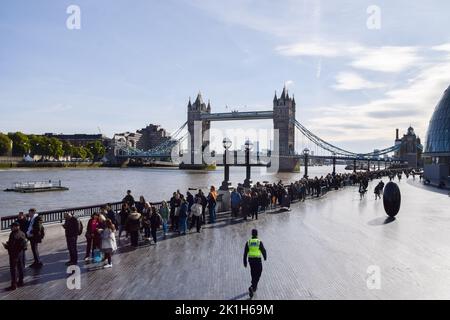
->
[72, 146, 87, 160]
[0, 133, 12, 156]
[85, 140, 106, 160]
[29, 135, 45, 156]
[8, 132, 30, 156]
[48, 138, 63, 159]
[62, 141, 73, 157]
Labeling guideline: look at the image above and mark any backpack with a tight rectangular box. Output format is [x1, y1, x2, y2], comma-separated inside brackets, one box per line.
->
[78, 219, 83, 236]
[33, 217, 45, 241]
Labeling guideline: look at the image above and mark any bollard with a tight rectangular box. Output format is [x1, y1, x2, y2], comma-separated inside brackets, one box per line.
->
[383, 182, 401, 217]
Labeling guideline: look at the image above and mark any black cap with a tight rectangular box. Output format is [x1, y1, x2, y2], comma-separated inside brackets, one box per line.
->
[251, 229, 258, 237]
[11, 222, 19, 228]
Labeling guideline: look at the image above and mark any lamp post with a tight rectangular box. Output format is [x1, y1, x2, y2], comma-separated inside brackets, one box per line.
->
[243, 140, 253, 188]
[332, 152, 337, 176]
[303, 148, 310, 178]
[220, 138, 232, 191]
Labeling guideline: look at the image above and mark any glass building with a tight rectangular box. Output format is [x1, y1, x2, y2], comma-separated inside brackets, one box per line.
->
[423, 85, 450, 188]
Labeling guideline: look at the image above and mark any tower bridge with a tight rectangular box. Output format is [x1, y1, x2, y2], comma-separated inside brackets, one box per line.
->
[114, 85, 419, 172]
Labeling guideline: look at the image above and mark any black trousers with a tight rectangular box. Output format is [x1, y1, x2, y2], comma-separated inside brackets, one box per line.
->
[66, 236, 78, 263]
[201, 206, 206, 224]
[9, 252, 24, 286]
[191, 215, 201, 232]
[249, 259, 263, 291]
[150, 228, 157, 243]
[130, 231, 139, 247]
[231, 206, 240, 217]
[30, 239, 41, 264]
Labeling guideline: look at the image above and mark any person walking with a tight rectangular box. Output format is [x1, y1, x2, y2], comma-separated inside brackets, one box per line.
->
[243, 229, 267, 298]
[99, 219, 117, 269]
[62, 212, 83, 266]
[178, 196, 188, 235]
[250, 191, 259, 220]
[142, 202, 152, 241]
[118, 203, 130, 241]
[190, 198, 203, 233]
[196, 189, 207, 225]
[26, 208, 44, 269]
[149, 206, 162, 244]
[15, 212, 29, 269]
[2, 222, 27, 291]
[123, 190, 135, 208]
[159, 201, 169, 237]
[230, 189, 242, 218]
[126, 208, 142, 248]
[207, 186, 217, 224]
[16, 212, 29, 234]
[84, 213, 99, 261]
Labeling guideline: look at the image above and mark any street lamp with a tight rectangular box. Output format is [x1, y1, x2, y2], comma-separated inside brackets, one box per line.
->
[243, 140, 253, 188]
[303, 148, 310, 178]
[332, 152, 337, 176]
[220, 138, 232, 191]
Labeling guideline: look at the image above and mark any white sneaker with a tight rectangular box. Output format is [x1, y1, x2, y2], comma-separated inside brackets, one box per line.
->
[84, 257, 91, 262]
[103, 263, 112, 269]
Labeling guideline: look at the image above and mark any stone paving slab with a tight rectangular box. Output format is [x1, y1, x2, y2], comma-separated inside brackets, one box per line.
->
[0, 178, 449, 300]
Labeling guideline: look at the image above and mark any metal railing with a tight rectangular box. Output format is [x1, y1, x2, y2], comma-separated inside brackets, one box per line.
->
[1, 201, 164, 231]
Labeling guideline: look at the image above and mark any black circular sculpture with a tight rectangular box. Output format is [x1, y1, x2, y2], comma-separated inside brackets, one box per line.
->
[383, 182, 401, 217]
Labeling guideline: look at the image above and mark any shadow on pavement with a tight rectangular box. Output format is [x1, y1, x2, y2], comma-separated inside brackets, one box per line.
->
[368, 216, 396, 226]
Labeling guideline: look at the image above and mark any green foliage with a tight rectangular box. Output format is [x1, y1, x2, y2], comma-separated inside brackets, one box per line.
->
[48, 137, 63, 158]
[28, 135, 46, 156]
[62, 141, 73, 157]
[7, 132, 30, 156]
[72, 146, 88, 159]
[85, 140, 105, 160]
[0, 133, 12, 156]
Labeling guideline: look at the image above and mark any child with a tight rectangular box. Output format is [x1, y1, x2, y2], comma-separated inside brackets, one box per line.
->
[100, 219, 117, 269]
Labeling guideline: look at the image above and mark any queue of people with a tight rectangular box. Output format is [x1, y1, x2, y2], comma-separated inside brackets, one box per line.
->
[2, 168, 414, 291]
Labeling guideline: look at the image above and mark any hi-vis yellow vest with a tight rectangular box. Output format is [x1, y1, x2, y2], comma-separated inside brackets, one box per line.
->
[248, 238, 262, 258]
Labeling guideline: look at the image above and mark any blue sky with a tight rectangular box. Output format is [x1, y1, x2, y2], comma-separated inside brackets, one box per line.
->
[1, 0, 450, 153]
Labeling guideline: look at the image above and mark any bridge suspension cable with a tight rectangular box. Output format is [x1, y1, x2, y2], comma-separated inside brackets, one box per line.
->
[293, 119, 400, 158]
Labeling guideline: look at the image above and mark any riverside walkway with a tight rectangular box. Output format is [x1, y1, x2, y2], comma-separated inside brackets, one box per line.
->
[0, 178, 449, 300]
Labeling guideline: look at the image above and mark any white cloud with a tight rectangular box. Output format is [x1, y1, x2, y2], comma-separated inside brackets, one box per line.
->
[433, 43, 450, 52]
[276, 42, 343, 57]
[284, 80, 294, 88]
[276, 41, 421, 73]
[304, 50, 450, 147]
[332, 72, 385, 91]
[350, 46, 422, 73]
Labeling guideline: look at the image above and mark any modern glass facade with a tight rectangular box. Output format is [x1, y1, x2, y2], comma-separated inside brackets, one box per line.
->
[424, 85, 450, 188]
[424, 85, 450, 155]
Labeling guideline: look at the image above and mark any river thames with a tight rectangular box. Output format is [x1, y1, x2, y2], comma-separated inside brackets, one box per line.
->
[0, 165, 349, 217]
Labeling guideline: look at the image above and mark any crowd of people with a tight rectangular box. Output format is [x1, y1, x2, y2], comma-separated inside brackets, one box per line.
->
[2, 167, 415, 291]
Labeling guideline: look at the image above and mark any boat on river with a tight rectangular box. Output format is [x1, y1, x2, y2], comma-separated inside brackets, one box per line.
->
[4, 180, 69, 193]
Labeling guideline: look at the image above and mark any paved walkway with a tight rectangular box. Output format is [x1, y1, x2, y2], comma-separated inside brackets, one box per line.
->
[1, 178, 449, 300]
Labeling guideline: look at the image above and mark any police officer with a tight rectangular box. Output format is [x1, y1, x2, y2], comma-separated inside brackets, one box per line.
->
[2, 222, 27, 291]
[243, 229, 267, 298]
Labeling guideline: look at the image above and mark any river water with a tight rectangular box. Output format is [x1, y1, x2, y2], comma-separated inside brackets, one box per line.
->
[0, 165, 348, 216]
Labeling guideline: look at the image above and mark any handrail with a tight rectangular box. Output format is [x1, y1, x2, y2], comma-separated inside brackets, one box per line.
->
[1, 200, 164, 231]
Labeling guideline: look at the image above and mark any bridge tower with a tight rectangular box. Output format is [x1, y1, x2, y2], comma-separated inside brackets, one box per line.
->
[187, 92, 211, 165]
[273, 86, 297, 172]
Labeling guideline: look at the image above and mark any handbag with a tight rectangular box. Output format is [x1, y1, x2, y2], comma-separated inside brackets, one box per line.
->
[93, 249, 103, 263]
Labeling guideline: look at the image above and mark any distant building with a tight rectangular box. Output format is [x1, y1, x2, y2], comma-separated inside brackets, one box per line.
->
[112, 124, 172, 151]
[423, 85, 450, 188]
[392, 127, 423, 168]
[136, 124, 171, 150]
[44, 133, 109, 146]
[112, 132, 142, 149]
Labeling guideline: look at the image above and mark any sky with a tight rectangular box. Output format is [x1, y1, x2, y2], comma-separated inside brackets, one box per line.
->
[1, 0, 450, 153]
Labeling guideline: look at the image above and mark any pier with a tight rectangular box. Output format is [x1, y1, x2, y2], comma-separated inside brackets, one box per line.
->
[1, 177, 449, 300]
